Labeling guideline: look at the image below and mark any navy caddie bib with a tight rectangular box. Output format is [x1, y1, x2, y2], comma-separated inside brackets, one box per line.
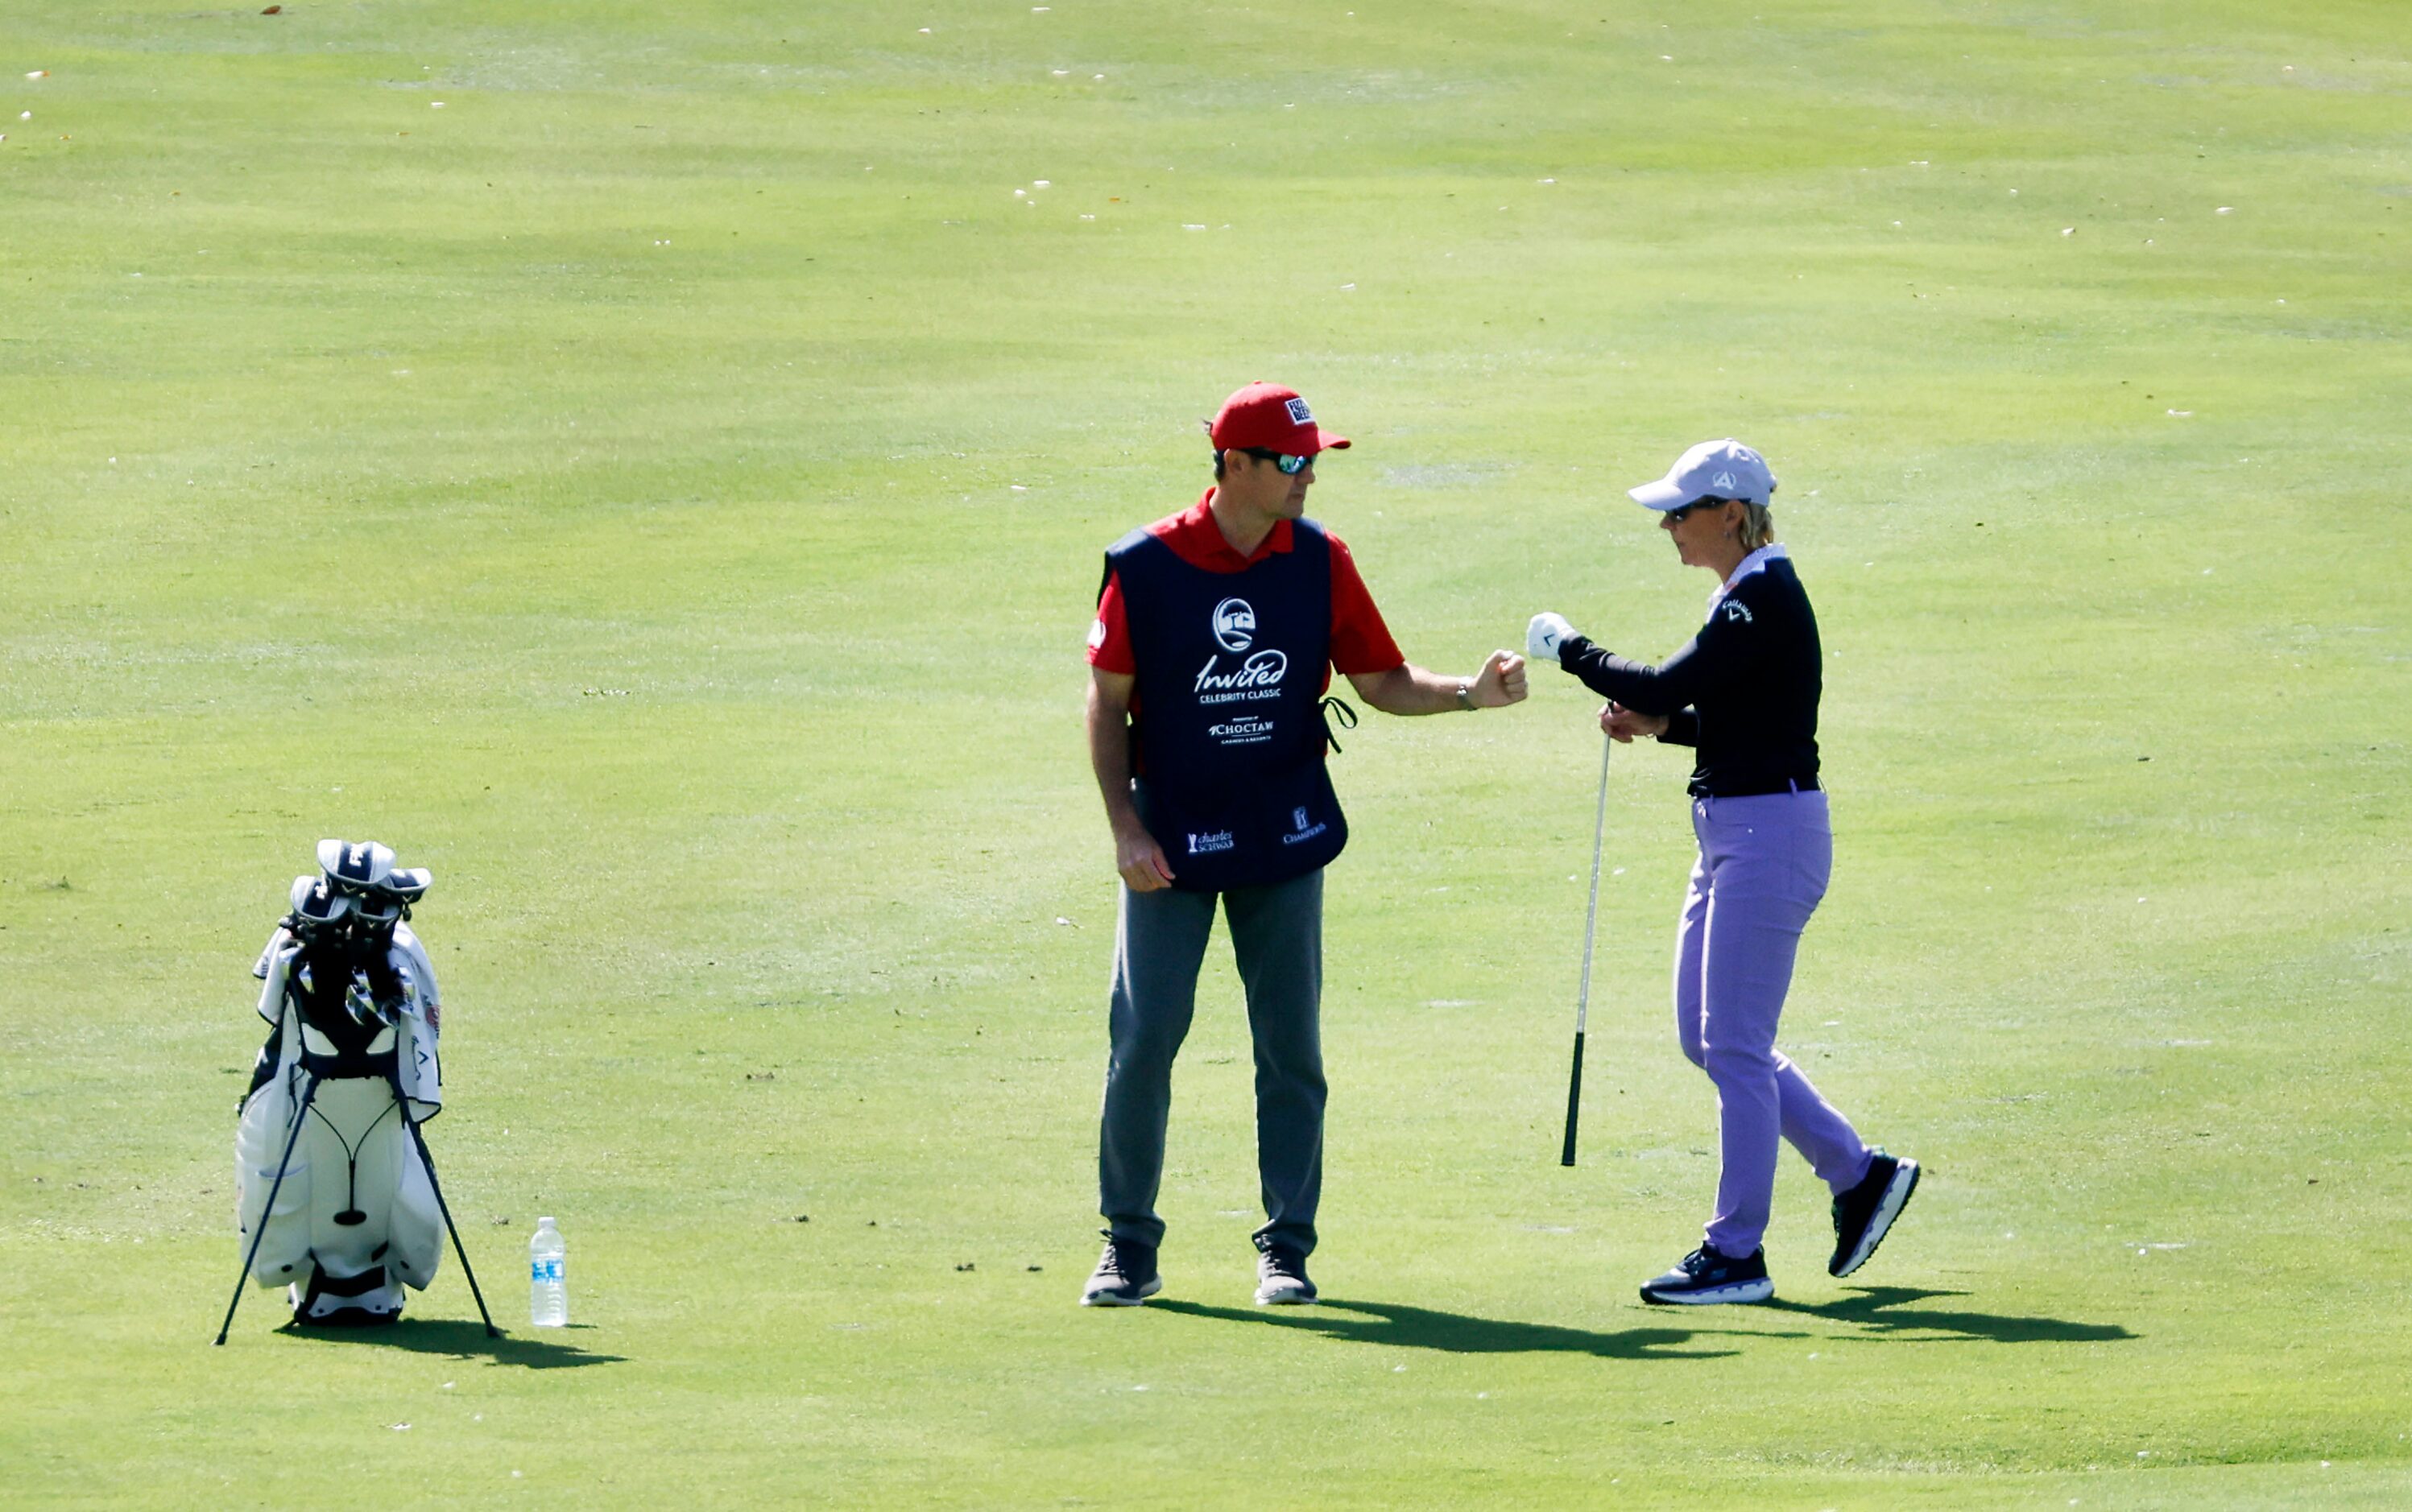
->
[1105, 518, 1350, 892]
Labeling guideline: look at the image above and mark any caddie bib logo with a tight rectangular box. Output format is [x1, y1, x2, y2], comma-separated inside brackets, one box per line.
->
[1212, 597, 1256, 652]
[1198, 595, 1287, 704]
[1194, 650, 1289, 702]
[1281, 804, 1329, 845]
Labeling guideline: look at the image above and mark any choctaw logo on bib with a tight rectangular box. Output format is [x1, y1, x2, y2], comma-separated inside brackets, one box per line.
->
[1212, 597, 1256, 653]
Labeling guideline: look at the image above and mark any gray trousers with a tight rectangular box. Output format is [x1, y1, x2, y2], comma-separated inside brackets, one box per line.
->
[1098, 867, 1325, 1256]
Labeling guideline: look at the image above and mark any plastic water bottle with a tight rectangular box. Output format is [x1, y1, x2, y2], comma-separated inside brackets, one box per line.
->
[529, 1217, 568, 1327]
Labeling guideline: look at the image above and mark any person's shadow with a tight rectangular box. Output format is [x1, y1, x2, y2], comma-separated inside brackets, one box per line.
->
[1764, 1286, 2136, 1344]
[1152, 1298, 1773, 1359]
[1153, 1287, 2133, 1357]
[271, 1318, 626, 1369]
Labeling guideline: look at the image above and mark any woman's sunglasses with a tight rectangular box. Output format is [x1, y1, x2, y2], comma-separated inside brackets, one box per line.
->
[1664, 497, 1735, 523]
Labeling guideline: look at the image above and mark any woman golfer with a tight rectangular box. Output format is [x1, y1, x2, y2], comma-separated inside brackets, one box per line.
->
[1526, 439, 1918, 1305]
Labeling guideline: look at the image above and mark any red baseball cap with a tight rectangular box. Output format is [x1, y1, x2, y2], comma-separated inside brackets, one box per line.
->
[1209, 382, 1351, 456]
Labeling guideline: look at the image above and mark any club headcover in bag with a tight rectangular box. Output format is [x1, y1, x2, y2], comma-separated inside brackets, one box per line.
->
[377, 867, 432, 908]
[317, 838, 397, 895]
[287, 874, 353, 940]
[350, 890, 404, 935]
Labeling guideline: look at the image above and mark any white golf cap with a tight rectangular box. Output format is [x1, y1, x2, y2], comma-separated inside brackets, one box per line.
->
[1627, 438, 1777, 510]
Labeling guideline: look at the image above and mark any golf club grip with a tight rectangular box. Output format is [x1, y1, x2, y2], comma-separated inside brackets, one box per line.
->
[1560, 1031, 1585, 1166]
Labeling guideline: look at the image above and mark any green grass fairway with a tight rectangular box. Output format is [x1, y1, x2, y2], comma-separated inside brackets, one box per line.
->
[6, 0, 2411, 1503]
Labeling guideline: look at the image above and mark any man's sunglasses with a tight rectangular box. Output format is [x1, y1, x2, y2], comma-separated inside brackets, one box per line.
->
[1242, 447, 1321, 476]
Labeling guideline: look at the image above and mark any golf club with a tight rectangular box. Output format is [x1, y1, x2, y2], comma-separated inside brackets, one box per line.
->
[1562, 733, 1611, 1166]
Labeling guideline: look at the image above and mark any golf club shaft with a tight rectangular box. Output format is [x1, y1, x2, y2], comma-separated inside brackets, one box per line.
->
[1562, 735, 1612, 1167]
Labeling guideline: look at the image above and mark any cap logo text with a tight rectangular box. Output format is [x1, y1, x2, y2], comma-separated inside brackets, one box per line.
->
[1285, 398, 1314, 426]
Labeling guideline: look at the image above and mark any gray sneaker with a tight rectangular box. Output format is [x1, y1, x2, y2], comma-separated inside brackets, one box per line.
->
[1080, 1234, 1161, 1307]
[1253, 1244, 1317, 1306]
[1639, 1243, 1773, 1306]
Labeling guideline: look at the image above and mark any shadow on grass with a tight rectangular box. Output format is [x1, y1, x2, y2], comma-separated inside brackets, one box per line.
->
[271, 1318, 626, 1369]
[1762, 1286, 2137, 1345]
[1150, 1298, 1774, 1360]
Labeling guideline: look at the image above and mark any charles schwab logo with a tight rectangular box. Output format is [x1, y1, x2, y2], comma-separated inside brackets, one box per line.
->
[1211, 597, 1256, 653]
[1187, 830, 1236, 855]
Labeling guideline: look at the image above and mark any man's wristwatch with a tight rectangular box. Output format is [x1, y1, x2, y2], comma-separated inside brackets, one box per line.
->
[1455, 679, 1475, 711]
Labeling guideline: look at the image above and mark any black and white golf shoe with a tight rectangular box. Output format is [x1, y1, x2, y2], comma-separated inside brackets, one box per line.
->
[1638, 1244, 1773, 1306]
[1080, 1233, 1161, 1308]
[1253, 1244, 1317, 1307]
[1829, 1150, 1921, 1279]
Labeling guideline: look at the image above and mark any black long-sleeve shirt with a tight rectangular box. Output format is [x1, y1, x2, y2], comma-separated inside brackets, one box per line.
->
[1558, 551, 1822, 798]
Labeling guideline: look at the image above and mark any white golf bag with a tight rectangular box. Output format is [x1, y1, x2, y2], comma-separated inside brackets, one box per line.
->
[232, 842, 452, 1327]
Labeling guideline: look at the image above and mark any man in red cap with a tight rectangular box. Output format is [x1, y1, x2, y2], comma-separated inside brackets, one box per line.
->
[1080, 381, 1527, 1308]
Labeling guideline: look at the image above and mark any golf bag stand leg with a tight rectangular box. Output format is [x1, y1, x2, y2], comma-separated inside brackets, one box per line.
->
[213, 1072, 321, 1345]
[403, 1112, 499, 1337]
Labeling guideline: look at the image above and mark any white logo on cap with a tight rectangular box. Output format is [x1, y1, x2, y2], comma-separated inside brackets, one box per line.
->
[1211, 597, 1256, 652]
[1712, 469, 1737, 492]
[1285, 398, 1314, 425]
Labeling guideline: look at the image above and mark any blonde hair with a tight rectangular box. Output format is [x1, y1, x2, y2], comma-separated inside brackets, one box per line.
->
[1737, 502, 1777, 552]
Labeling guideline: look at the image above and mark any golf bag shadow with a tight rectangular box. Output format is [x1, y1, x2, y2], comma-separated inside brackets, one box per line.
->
[231, 847, 453, 1328]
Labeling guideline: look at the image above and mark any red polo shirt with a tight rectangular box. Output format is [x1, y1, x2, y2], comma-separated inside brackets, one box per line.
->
[1086, 490, 1406, 691]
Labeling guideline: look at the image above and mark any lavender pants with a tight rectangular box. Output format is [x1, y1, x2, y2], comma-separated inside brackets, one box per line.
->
[1676, 790, 1873, 1257]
